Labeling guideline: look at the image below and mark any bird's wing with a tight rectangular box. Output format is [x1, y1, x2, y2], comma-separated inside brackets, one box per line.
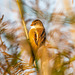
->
[34, 32, 38, 45]
[40, 29, 46, 44]
[36, 28, 46, 46]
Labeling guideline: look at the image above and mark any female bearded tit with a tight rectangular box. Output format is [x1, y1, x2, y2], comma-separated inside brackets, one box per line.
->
[29, 19, 46, 55]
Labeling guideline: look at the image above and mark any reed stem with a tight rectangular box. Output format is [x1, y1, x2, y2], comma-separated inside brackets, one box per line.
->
[16, 0, 29, 39]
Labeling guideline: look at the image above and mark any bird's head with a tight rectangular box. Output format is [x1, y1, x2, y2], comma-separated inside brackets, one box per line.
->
[31, 19, 43, 27]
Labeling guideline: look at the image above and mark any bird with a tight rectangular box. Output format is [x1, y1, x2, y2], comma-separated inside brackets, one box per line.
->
[29, 19, 46, 56]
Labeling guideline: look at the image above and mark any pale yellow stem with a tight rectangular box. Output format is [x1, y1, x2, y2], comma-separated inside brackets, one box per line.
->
[16, 0, 29, 39]
[72, 0, 73, 4]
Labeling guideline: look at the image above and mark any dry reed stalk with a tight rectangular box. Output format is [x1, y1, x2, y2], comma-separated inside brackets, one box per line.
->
[16, 0, 29, 39]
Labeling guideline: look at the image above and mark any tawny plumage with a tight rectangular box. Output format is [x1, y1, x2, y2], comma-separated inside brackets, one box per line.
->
[29, 19, 46, 55]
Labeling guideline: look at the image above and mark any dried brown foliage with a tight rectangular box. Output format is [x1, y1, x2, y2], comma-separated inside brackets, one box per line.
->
[0, 0, 75, 75]
[0, 15, 35, 75]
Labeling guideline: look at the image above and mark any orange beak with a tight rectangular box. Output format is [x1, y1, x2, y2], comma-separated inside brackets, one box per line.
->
[30, 24, 33, 26]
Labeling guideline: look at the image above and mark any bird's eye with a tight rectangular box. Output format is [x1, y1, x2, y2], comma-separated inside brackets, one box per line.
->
[34, 23, 36, 25]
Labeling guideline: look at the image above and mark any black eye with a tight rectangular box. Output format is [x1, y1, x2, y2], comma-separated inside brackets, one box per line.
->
[34, 23, 36, 25]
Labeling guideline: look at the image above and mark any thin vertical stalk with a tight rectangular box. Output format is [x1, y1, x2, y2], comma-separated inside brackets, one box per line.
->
[72, 0, 73, 4]
[16, 0, 29, 39]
